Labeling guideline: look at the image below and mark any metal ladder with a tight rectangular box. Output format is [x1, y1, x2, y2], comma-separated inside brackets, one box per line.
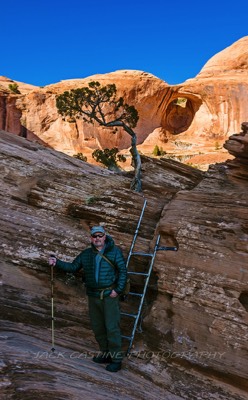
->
[121, 199, 178, 355]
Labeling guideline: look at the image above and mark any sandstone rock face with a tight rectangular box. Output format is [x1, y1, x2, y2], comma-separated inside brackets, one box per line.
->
[154, 36, 248, 168]
[197, 36, 248, 77]
[1, 37, 248, 171]
[224, 122, 248, 162]
[144, 124, 248, 391]
[1, 129, 248, 399]
[0, 75, 37, 94]
[0, 77, 48, 146]
[16, 71, 170, 158]
[147, 165, 248, 382]
[0, 91, 22, 134]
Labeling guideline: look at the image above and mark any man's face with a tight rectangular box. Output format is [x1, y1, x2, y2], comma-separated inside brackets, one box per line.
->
[91, 232, 106, 249]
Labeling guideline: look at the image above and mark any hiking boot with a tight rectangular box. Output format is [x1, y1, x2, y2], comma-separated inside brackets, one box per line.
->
[106, 361, 122, 372]
[92, 354, 112, 364]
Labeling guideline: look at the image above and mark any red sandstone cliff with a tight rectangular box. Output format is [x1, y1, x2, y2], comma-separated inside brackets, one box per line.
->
[1, 36, 248, 170]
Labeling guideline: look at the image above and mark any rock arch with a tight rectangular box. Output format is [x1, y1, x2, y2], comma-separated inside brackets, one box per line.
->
[163, 95, 201, 135]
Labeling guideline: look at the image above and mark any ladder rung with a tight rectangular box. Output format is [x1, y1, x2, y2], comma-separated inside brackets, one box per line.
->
[128, 271, 149, 276]
[120, 312, 138, 318]
[157, 246, 178, 251]
[121, 335, 132, 341]
[131, 252, 153, 257]
[129, 292, 143, 297]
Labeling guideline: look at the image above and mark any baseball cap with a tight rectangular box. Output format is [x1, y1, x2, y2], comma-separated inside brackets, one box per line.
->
[90, 226, 106, 236]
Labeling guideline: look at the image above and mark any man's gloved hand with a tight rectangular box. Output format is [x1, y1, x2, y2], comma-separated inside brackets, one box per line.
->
[48, 255, 57, 267]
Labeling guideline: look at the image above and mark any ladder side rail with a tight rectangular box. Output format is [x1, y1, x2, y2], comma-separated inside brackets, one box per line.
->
[125, 199, 147, 269]
[126, 235, 160, 354]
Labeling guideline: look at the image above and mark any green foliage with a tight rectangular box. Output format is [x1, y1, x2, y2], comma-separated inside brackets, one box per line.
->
[92, 148, 126, 170]
[215, 141, 222, 150]
[56, 81, 139, 129]
[173, 97, 187, 107]
[56, 80, 142, 192]
[8, 83, 21, 94]
[85, 196, 99, 205]
[152, 145, 166, 156]
[73, 152, 87, 162]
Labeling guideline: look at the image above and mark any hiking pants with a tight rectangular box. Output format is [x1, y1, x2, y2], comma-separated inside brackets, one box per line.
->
[88, 295, 123, 361]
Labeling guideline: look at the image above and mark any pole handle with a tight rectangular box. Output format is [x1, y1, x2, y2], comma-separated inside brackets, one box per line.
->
[50, 255, 55, 352]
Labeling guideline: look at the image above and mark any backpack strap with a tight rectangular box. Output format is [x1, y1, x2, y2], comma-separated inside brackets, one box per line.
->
[97, 252, 116, 270]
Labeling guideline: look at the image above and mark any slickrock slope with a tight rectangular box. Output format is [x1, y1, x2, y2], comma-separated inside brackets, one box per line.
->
[197, 36, 248, 77]
[1, 37, 248, 171]
[1, 128, 248, 399]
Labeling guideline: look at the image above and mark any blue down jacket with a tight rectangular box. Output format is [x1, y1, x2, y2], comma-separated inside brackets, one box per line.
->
[56, 235, 127, 298]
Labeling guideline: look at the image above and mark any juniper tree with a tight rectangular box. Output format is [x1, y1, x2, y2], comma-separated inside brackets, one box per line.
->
[8, 83, 21, 94]
[92, 148, 126, 171]
[56, 81, 142, 192]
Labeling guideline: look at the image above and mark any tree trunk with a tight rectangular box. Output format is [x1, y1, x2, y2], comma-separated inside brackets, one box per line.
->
[103, 121, 142, 192]
[129, 134, 142, 192]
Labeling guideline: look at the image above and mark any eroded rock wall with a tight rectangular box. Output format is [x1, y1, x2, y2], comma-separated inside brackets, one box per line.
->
[0, 90, 23, 135]
[143, 126, 248, 388]
[1, 128, 248, 398]
[146, 165, 248, 382]
[0, 82, 49, 146]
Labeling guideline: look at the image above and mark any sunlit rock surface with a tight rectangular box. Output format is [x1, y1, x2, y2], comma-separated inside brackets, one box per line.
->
[1, 37, 248, 171]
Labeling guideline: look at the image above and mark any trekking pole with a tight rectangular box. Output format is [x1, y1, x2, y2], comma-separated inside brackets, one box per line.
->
[50, 255, 55, 352]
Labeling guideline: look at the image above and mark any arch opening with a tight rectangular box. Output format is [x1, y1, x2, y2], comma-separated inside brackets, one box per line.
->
[164, 97, 195, 135]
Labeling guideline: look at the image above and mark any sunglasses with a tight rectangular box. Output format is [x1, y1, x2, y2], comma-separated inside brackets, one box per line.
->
[91, 233, 105, 238]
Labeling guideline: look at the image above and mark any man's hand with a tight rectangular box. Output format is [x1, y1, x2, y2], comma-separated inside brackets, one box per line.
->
[110, 289, 118, 298]
[48, 255, 56, 267]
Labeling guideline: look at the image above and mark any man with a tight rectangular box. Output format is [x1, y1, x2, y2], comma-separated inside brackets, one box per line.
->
[48, 226, 127, 372]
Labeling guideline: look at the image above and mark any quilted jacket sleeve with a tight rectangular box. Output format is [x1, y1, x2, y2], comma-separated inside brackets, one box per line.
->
[113, 247, 127, 294]
[56, 253, 83, 273]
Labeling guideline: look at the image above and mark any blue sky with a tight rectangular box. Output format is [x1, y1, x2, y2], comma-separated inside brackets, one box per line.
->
[2, 0, 248, 86]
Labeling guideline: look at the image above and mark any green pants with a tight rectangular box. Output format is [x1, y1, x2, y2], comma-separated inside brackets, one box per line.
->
[88, 295, 123, 361]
